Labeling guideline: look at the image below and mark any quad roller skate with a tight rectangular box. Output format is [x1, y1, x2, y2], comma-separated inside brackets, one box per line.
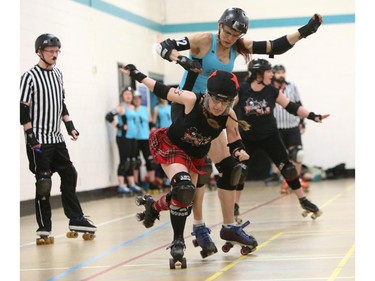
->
[135, 194, 160, 228]
[299, 197, 323, 220]
[220, 221, 258, 255]
[66, 216, 97, 241]
[234, 203, 243, 225]
[167, 238, 187, 269]
[191, 224, 218, 258]
[36, 227, 54, 245]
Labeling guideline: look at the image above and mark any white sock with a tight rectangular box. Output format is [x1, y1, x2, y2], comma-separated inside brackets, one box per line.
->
[193, 220, 205, 227]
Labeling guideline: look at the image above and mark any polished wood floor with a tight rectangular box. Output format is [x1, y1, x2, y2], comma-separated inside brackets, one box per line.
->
[20, 178, 355, 281]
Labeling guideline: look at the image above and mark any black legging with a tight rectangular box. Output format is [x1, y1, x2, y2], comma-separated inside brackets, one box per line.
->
[116, 136, 138, 177]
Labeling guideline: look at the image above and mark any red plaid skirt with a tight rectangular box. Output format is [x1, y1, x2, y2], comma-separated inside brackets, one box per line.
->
[149, 128, 206, 175]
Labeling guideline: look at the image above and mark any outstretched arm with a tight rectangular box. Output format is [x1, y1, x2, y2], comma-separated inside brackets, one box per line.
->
[276, 90, 330, 123]
[119, 64, 197, 108]
[245, 13, 323, 58]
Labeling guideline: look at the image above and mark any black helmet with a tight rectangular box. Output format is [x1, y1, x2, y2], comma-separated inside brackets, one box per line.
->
[218, 7, 249, 35]
[248, 58, 272, 80]
[272, 64, 286, 73]
[207, 70, 239, 101]
[35, 34, 61, 53]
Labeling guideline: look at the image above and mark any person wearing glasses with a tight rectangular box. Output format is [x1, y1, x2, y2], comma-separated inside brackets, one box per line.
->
[20, 34, 96, 245]
[154, 7, 323, 257]
[120, 65, 257, 267]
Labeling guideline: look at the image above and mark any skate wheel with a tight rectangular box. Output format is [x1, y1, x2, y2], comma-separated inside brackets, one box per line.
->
[48, 236, 55, 244]
[36, 238, 46, 245]
[135, 196, 144, 206]
[240, 246, 251, 255]
[66, 231, 78, 238]
[181, 257, 187, 269]
[136, 212, 145, 222]
[192, 239, 199, 248]
[200, 250, 208, 259]
[222, 242, 233, 253]
[82, 233, 96, 240]
[301, 210, 309, 217]
[311, 210, 323, 220]
[169, 258, 176, 269]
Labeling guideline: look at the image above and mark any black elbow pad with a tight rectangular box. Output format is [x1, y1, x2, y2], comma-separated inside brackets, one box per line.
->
[20, 103, 31, 125]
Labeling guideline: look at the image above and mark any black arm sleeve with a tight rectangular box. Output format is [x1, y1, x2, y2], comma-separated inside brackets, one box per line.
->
[252, 41, 268, 54]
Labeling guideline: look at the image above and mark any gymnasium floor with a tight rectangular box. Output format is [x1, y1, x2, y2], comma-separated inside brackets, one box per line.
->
[20, 178, 355, 281]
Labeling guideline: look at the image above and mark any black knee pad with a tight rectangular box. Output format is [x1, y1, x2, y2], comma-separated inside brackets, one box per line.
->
[35, 177, 52, 198]
[280, 161, 298, 181]
[215, 156, 243, 190]
[134, 157, 142, 169]
[196, 157, 213, 187]
[145, 156, 156, 171]
[170, 172, 195, 205]
[60, 164, 78, 188]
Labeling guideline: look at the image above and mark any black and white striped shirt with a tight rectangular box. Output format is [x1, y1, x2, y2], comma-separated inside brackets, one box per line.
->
[273, 82, 302, 129]
[20, 64, 66, 144]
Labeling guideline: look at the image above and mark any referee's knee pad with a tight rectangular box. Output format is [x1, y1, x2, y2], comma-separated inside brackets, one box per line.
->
[35, 170, 52, 198]
[215, 156, 243, 190]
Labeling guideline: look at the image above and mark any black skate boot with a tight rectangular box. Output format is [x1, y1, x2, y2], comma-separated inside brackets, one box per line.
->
[67, 216, 97, 240]
[191, 224, 218, 258]
[36, 226, 54, 245]
[234, 203, 243, 225]
[220, 221, 258, 255]
[299, 197, 323, 220]
[135, 195, 160, 228]
[167, 238, 187, 269]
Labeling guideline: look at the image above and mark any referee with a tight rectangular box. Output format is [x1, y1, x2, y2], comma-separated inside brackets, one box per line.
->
[20, 34, 96, 241]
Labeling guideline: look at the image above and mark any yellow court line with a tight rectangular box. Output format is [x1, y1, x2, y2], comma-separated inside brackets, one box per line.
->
[320, 193, 342, 209]
[204, 232, 284, 281]
[327, 244, 355, 281]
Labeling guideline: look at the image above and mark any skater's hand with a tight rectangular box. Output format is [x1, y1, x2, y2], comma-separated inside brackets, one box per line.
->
[234, 149, 249, 162]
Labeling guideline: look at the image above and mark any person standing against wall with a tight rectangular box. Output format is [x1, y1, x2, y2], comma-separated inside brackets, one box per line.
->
[20, 33, 96, 244]
[154, 7, 323, 255]
[272, 64, 310, 193]
[105, 87, 143, 196]
[133, 91, 158, 192]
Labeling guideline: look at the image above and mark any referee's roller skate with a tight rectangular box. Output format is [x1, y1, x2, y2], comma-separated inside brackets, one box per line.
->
[167, 238, 187, 269]
[299, 197, 323, 220]
[220, 221, 258, 255]
[36, 227, 54, 245]
[135, 194, 160, 228]
[67, 216, 97, 240]
[191, 224, 218, 258]
[234, 203, 243, 225]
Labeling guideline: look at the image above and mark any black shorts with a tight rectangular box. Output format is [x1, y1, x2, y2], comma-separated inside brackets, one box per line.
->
[278, 127, 302, 148]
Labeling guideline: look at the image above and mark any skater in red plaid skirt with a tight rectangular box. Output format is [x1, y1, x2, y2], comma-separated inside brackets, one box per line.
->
[119, 65, 257, 263]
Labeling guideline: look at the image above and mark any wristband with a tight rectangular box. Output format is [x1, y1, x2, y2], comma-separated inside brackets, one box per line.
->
[228, 139, 246, 157]
[64, 120, 80, 136]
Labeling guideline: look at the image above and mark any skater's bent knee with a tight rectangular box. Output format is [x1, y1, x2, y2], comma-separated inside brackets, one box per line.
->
[171, 172, 195, 205]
